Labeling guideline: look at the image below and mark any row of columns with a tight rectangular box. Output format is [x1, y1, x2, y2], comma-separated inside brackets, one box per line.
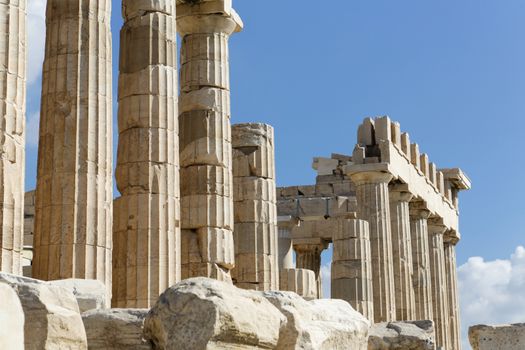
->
[0, 0, 252, 309]
[348, 171, 462, 349]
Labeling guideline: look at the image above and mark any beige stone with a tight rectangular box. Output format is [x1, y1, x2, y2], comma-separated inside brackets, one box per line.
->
[0, 0, 26, 276]
[280, 268, 317, 300]
[49, 278, 107, 313]
[264, 291, 370, 350]
[0, 273, 87, 350]
[469, 323, 525, 350]
[444, 238, 461, 350]
[178, 3, 242, 282]
[348, 171, 396, 322]
[82, 308, 151, 350]
[143, 277, 285, 349]
[112, 0, 181, 308]
[33, 0, 113, 301]
[331, 219, 374, 322]
[389, 187, 416, 321]
[0, 282, 24, 350]
[368, 320, 435, 350]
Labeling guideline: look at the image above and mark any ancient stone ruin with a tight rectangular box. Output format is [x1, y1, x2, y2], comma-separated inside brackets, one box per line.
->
[0, 0, 478, 349]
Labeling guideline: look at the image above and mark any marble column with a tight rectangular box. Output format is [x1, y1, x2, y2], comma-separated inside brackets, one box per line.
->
[428, 223, 450, 350]
[295, 242, 326, 298]
[112, 0, 180, 307]
[232, 123, 278, 291]
[331, 219, 374, 322]
[409, 205, 433, 320]
[350, 171, 396, 322]
[0, 0, 26, 275]
[177, 1, 242, 281]
[389, 186, 416, 320]
[33, 0, 113, 298]
[278, 225, 294, 270]
[445, 235, 462, 350]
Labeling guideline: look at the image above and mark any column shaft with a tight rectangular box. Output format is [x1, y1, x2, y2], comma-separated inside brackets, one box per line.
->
[113, 1, 180, 307]
[278, 227, 294, 270]
[295, 243, 325, 298]
[351, 172, 396, 322]
[232, 123, 278, 291]
[409, 207, 433, 320]
[331, 219, 374, 322]
[429, 225, 450, 349]
[389, 189, 416, 320]
[0, 0, 26, 275]
[177, 3, 242, 281]
[445, 239, 462, 350]
[33, 0, 113, 298]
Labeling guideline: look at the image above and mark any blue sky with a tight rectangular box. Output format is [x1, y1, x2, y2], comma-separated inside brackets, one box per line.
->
[27, 1, 524, 347]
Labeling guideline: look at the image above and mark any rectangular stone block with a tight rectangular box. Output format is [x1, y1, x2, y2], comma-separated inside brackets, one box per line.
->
[181, 165, 232, 197]
[234, 199, 275, 224]
[234, 222, 275, 255]
[233, 253, 273, 284]
[331, 260, 370, 280]
[181, 194, 233, 230]
[233, 177, 275, 203]
[279, 268, 317, 300]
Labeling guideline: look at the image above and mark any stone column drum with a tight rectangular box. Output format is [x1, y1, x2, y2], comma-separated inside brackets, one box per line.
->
[33, 0, 113, 298]
[445, 236, 462, 350]
[331, 219, 374, 322]
[231, 123, 278, 291]
[428, 223, 450, 350]
[177, 1, 242, 281]
[350, 171, 396, 322]
[113, 0, 180, 307]
[0, 0, 26, 274]
[278, 225, 294, 270]
[295, 242, 326, 298]
[389, 186, 416, 320]
[409, 205, 433, 320]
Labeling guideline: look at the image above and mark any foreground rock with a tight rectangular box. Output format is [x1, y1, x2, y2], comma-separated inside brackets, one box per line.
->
[50, 278, 107, 313]
[0, 282, 24, 350]
[265, 291, 370, 350]
[469, 323, 525, 350]
[368, 320, 435, 350]
[144, 278, 285, 349]
[82, 309, 151, 349]
[0, 273, 87, 350]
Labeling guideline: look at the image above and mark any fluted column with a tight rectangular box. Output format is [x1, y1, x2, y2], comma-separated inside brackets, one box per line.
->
[409, 205, 433, 320]
[389, 186, 416, 320]
[331, 219, 374, 322]
[278, 226, 294, 270]
[445, 235, 462, 350]
[428, 223, 450, 349]
[33, 0, 113, 298]
[350, 171, 396, 322]
[112, 0, 180, 307]
[0, 0, 26, 275]
[177, 1, 242, 281]
[295, 242, 326, 298]
[232, 123, 278, 291]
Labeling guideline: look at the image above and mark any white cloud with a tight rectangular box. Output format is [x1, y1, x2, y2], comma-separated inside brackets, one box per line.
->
[458, 246, 525, 349]
[27, 0, 46, 86]
[320, 262, 331, 299]
[26, 112, 40, 147]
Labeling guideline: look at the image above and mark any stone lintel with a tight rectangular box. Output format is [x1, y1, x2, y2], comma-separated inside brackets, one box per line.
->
[439, 168, 472, 191]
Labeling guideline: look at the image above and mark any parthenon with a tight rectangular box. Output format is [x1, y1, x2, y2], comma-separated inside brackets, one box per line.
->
[0, 1, 472, 349]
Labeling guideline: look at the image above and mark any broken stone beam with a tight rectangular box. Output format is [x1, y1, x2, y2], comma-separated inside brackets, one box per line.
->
[113, 0, 180, 308]
[0, 0, 26, 275]
[33, 0, 113, 301]
[177, 0, 243, 281]
[409, 204, 434, 321]
[331, 219, 374, 322]
[348, 171, 396, 322]
[232, 123, 279, 291]
[389, 185, 416, 321]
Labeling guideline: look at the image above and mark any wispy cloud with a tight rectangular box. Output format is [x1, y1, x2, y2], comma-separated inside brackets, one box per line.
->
[27, 0, 46, 86]
[458, 246, 525, 349]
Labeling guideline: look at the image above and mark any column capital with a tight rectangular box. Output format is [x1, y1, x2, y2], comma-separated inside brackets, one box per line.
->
[444, 231, 460, 245]
[293, 238, 329, 253]
[349, 171, 393, 186]
[177, 1, 243, 35]
[389, 183, 413, 202]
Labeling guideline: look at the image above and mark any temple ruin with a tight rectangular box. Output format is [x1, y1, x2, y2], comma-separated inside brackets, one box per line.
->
[0, 1, 472, 349]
